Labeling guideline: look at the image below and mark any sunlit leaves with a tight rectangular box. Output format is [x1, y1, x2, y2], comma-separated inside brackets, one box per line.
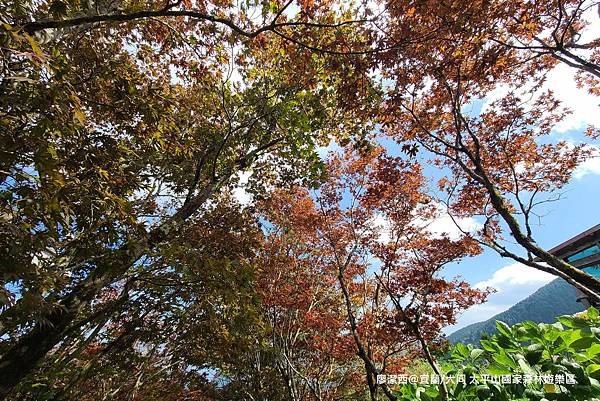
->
[397, 308, 600, 401]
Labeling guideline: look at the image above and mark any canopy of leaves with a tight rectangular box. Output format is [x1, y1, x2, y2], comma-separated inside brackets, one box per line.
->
[1, 0, 599, 399]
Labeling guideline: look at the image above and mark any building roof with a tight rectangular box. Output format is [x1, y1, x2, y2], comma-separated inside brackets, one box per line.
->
[546, 224, 600, 257]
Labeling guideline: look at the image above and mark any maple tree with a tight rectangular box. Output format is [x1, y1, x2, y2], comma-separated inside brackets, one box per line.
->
[257, 148, 489, 401]
[382, 77, 600, 300]
[374, 0, 600, 302]
[251, 209, 360, 401]
[376, 0, 599, 91]
[3, 147, 488, 400]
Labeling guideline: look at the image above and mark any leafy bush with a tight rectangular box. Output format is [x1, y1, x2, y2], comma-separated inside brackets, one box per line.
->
[395, 307, 600, 401]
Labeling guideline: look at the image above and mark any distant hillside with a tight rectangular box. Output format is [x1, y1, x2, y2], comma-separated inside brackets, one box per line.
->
[448, 279, 585, 344]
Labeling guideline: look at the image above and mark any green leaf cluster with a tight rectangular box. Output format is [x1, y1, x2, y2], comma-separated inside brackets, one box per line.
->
[396, 308, 600, 401]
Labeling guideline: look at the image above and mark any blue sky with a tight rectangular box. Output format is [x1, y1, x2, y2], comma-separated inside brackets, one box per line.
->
[441, 167, 600, 333]
[438, 62, 600, 334]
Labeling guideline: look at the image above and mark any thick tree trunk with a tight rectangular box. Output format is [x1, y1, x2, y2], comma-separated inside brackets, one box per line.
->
[474, 168, 600, 303]
[444, 130, 600, 303]
[0, 180, 221, 399]
[0, 239, 146, 397]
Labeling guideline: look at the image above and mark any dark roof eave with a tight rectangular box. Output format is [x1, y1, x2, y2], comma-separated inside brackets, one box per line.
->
[533, 223, 600, 261]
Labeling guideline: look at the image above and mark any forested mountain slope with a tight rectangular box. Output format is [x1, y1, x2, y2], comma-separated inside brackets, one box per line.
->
[448, 279, 585, 344]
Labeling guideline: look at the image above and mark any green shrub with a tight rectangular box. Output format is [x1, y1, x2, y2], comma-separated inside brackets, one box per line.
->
[393, 307, 600, 401]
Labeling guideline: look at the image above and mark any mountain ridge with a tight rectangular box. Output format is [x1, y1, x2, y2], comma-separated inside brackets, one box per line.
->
[448, 278, 585, 344]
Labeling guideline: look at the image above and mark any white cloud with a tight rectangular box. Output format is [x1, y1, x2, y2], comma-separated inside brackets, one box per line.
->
[316, 138, 341, 159]
[545, 64, 600, 133]
[574, 145, 600, 179]
[480, 11, 599, 135]
[481, 62, 600, 133]
[414, 203, 482, 240]
[445, 262, 557, 334]
[370, 213, 393, 244]
[425, 212, 482, 241]
[232, 171, 252, 205]
[474, 262, 555, 290]
[370, 204, 482, 245]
